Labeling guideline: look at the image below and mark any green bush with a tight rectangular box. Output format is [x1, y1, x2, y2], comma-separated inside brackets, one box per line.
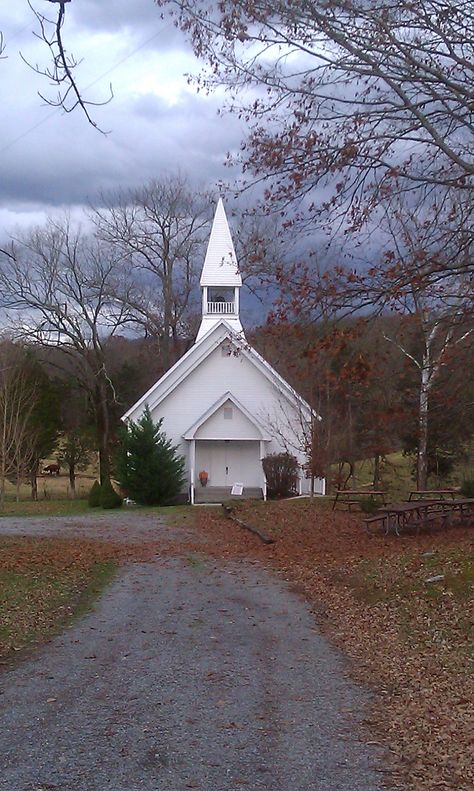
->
[100, 478, 123, 509]
[460, 479, 474, 498]
[115, 406, 185, 506]
[262, 452, 299, 498]
[88, 480, 102, 508]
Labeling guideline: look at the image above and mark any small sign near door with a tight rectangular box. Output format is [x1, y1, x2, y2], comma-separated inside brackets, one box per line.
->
[231, 482, 244, 496]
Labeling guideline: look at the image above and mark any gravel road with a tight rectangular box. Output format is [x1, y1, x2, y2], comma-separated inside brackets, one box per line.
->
[0, 511, 197, 545]
[0, 514, 391, 791]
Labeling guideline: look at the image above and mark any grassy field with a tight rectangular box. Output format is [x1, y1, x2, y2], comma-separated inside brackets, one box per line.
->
[0, 499, 91, 517]
[334, 449, 474, 501]
[1, 469, 98, 504]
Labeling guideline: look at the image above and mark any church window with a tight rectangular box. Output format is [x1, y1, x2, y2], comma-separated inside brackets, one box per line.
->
[224, 407, 233, 420]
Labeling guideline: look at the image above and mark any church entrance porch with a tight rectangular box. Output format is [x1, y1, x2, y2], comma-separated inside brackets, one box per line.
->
[195, 439, 261, 488]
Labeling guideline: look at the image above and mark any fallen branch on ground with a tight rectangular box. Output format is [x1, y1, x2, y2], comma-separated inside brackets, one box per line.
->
[222, 504, 275, 545]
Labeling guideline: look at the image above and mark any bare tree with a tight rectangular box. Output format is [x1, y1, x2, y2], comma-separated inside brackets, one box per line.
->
[0, 220, 135, 485]
[57, 429, 93, 498]
[323, 201, 473, 490]
[0, 343, 39, 504]
[160, 0, 474, 278]
[231, 207, 287, 300]
[381, 288, 472, 491]
[91, 176, 211, 369]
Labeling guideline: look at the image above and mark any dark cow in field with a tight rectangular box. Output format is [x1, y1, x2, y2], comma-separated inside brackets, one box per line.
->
[43, 463, 60, 476]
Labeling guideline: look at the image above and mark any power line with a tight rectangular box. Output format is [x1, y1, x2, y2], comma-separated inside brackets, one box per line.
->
[0, 24, 172, 154]
[1, 21, 33, 46]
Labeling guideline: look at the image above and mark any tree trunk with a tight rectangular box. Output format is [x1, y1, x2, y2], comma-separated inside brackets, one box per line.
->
[417, 365, 430, 491]
[69, 463, 76, 498]
[0, 455, 5, 506]
[30, 461, 39, 501]
[373, 453, 381, 489]
[94, 370, 111, 486]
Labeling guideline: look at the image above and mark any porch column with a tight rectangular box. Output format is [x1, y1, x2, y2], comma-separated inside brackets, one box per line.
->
[190, 439, 196, 505]
[260, 440, 267, 501]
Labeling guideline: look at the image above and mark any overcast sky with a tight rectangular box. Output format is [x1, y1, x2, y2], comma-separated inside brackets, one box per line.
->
[0, 1, 246, 234]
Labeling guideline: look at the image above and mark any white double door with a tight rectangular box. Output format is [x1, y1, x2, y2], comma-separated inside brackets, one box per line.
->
[196, 440, 260, 487]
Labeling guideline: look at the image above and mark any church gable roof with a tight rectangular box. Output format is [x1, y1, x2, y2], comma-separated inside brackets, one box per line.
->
[122, 321, 314, 424]
[183, 392, 271, 440]
[200, 198, 242, 287]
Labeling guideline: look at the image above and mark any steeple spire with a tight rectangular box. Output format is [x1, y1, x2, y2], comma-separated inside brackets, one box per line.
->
[196, 199, 244, 342]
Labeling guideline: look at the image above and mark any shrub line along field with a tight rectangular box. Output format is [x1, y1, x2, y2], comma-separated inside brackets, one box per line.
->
[0, 498, 472, 791]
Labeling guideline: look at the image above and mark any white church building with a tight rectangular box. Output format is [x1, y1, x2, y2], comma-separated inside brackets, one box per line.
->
[123, 199, 325, 504]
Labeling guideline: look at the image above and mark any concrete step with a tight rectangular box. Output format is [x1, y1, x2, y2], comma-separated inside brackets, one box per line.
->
[194, 486, 263, 504]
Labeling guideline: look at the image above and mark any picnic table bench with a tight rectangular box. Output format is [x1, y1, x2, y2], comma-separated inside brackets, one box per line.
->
[408, 489, 458, 501]
[332, 489, 387, 511]
[363, 498, 474, 536]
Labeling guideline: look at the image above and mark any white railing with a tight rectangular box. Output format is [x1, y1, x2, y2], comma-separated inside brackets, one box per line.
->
[207, 301, 235, 314]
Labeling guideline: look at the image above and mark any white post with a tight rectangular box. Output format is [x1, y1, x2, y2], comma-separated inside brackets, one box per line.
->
[234, 286, 240, 316]
[202, 287, 208, 316]
[190, 439, 196, 505]
[260, 440, 267, 501]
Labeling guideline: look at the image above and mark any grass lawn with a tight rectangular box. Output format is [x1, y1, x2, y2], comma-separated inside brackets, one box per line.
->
[193, 498, 473, 791]
[0, 536, 122, 660]
[0, 499, 91, 518]
[334, 448, 474, 501]
[0, 503, 192, 660]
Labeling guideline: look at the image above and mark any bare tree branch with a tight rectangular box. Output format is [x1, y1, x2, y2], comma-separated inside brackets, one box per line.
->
[0, 221, 136, 483]
[160, 0, 474, 265]
[21, 0, 113, 132]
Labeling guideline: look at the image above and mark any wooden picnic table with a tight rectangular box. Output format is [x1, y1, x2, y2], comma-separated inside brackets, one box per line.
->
[332, 489, 387, 511]
[408, 489, 458, 501]
[364, 498, 474, 536]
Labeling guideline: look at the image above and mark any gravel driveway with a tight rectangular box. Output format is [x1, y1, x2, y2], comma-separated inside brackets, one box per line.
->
[0, 514, 391, 791]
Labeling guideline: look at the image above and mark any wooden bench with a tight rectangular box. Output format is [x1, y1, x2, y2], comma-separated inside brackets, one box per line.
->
[366, 498, 474, 536]
[332, 489, 387, 511]
[363, 514, 388, 535]
[408, 489, 458, 501]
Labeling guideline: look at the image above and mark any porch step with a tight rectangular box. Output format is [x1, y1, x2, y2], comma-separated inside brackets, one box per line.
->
[194, 486, 263, 504]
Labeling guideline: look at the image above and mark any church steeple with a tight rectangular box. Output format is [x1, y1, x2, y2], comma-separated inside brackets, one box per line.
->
[196, 198, 244, 342]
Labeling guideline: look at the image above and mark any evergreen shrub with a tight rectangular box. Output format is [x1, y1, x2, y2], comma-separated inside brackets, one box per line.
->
[88, 480, 102, 508]
[116, 406, 185, 506]
[100, 478, 123, 509]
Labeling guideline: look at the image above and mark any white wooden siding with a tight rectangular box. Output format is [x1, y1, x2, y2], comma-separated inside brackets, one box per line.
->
[194, 400, 261, 440]
[146, 340, 311, 486]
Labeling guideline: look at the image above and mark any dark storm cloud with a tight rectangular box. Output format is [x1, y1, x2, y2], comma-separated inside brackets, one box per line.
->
[77, 0, 163, 33]
[0, 3, 245, 227]
[72, 0, 185, 51]
[0, 91, 243, 211]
